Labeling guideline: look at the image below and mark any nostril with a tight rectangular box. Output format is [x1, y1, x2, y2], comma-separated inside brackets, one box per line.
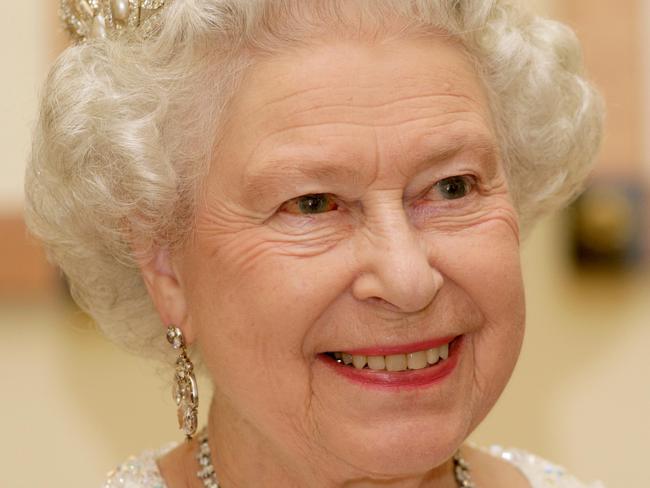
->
[367, 297, 404, 313]
[368, 296, 393, 307]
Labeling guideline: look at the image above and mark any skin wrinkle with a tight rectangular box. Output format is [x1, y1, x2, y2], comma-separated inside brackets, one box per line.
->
[158, 36, 526, 488]
[198, 203, 347, 273]
[240, 109, 488, 138]
[241, 122, 499, 211]
[199, 193, 352, 262]
[414, 202, 519, 236]
[287, 92, 485, 115]
[229, 46, 490, 171]
[236, 168, 514, 257]
[241, 160, 368, 205]
[304, 286, 489, 486]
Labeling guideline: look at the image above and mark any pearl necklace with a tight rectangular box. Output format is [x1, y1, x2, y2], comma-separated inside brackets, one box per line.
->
[195, 430, 475, 487]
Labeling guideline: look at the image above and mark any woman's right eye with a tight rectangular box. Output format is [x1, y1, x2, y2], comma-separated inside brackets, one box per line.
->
[279, 194, 339, 215]
[433, 175, 475, 201]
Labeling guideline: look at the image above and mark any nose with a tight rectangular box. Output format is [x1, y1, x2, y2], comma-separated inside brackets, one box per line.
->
[351, 205, 443, 313]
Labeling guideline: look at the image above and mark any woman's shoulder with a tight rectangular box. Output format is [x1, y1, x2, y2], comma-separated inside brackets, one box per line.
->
[482, 445, 606, 488]
[101, 442, 178, 488]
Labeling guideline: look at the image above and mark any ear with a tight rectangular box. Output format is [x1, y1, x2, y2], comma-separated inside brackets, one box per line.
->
[138, 247, 195, 345]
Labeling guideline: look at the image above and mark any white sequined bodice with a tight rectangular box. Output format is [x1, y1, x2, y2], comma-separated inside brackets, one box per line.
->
[102, 443, 605, 488]
[483, 446, 605, 488]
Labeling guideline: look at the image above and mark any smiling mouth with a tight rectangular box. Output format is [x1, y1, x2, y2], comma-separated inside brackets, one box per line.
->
[323, 337, 458, 373]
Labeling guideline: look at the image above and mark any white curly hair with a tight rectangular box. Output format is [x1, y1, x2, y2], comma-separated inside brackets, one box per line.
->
[25, 0, 603, 363]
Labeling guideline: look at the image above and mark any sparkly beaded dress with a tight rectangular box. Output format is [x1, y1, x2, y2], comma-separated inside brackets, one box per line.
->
[102, 444, 605, 488]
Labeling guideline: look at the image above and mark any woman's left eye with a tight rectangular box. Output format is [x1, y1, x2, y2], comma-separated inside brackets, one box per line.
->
[280, 194, 339, 215]
[433, 175, 475, 200]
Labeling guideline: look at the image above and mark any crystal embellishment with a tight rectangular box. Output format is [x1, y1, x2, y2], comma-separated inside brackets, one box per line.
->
[453, 451, 476, 488]
[59, 0, 169, 43]
[195, 430, 221, 488]
[174, 352, 198, 437]
[166, 326, 185, 350]
[166, 325, 199, 438]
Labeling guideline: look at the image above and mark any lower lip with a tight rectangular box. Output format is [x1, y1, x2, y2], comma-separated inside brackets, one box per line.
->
[318, 336, 463, 389]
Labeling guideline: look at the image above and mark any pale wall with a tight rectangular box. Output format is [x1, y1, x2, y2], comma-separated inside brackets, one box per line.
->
[0, 2, 46, 211]
[643, 0, 650, 173]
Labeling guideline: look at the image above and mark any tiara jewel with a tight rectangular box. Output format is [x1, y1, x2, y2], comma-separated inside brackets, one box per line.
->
[60, 0, 168, 43]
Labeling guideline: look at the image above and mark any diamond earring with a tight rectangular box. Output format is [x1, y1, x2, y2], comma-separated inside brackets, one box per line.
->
[166, 325, 199, 440]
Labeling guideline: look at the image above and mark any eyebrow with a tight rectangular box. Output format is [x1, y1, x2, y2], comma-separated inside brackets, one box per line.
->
[241, 134, 499, 198]
[241, 158, 367, 197]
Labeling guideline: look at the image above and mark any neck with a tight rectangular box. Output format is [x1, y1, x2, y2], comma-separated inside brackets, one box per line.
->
[204, 397, 459, 488]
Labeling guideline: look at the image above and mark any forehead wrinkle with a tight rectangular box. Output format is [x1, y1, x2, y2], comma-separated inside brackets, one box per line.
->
[240, 127, 499, 200]
[238, 56, 485, 123]
[239, 84, 333, 121]
[250, 87, 485, 124]
[287, 93, 485, 121]
[249, 95, 491, 139]
[244, 108, 489, 150]
[385, 123, 500, 183]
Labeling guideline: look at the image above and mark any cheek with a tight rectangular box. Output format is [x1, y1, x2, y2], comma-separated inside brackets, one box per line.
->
[435, 218, 525, 414]
[183, 230, 363, 451]
[432, 204, 524, 323]
[182, 226, 354, 404]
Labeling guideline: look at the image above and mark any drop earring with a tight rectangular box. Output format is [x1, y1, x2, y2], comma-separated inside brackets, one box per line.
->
[166, 325, 199, 440]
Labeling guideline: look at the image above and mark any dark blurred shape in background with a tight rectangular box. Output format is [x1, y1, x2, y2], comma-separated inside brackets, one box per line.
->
[570, 179, 648, 269]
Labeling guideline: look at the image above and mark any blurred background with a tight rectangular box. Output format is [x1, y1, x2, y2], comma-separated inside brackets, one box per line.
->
[1, 0, 649, 487]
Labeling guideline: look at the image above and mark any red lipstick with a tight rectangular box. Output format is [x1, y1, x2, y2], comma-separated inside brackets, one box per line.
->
[320, 336, 463, 389]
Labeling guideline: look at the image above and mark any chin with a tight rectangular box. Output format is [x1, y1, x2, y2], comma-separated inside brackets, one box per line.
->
[322, 411, 473, 479]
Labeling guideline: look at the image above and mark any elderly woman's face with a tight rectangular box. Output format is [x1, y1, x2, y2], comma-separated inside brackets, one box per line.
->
[177, 35, 525, 479]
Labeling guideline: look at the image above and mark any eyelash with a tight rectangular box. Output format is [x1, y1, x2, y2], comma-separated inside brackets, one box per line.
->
[278, 175, 476, 217]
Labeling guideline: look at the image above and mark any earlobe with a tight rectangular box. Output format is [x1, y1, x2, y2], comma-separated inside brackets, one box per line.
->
[139, 247, 195, 344]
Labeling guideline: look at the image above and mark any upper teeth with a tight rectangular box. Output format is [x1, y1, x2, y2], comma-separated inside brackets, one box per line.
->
[334, 343, 450, 372]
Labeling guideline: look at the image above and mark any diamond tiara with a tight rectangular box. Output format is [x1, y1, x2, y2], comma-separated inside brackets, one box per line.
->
[60, 0, 169, 43]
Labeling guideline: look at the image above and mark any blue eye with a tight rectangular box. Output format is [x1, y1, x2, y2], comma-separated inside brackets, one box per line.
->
[280, 194, 339, 215]
[435, 176, 473, 200]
